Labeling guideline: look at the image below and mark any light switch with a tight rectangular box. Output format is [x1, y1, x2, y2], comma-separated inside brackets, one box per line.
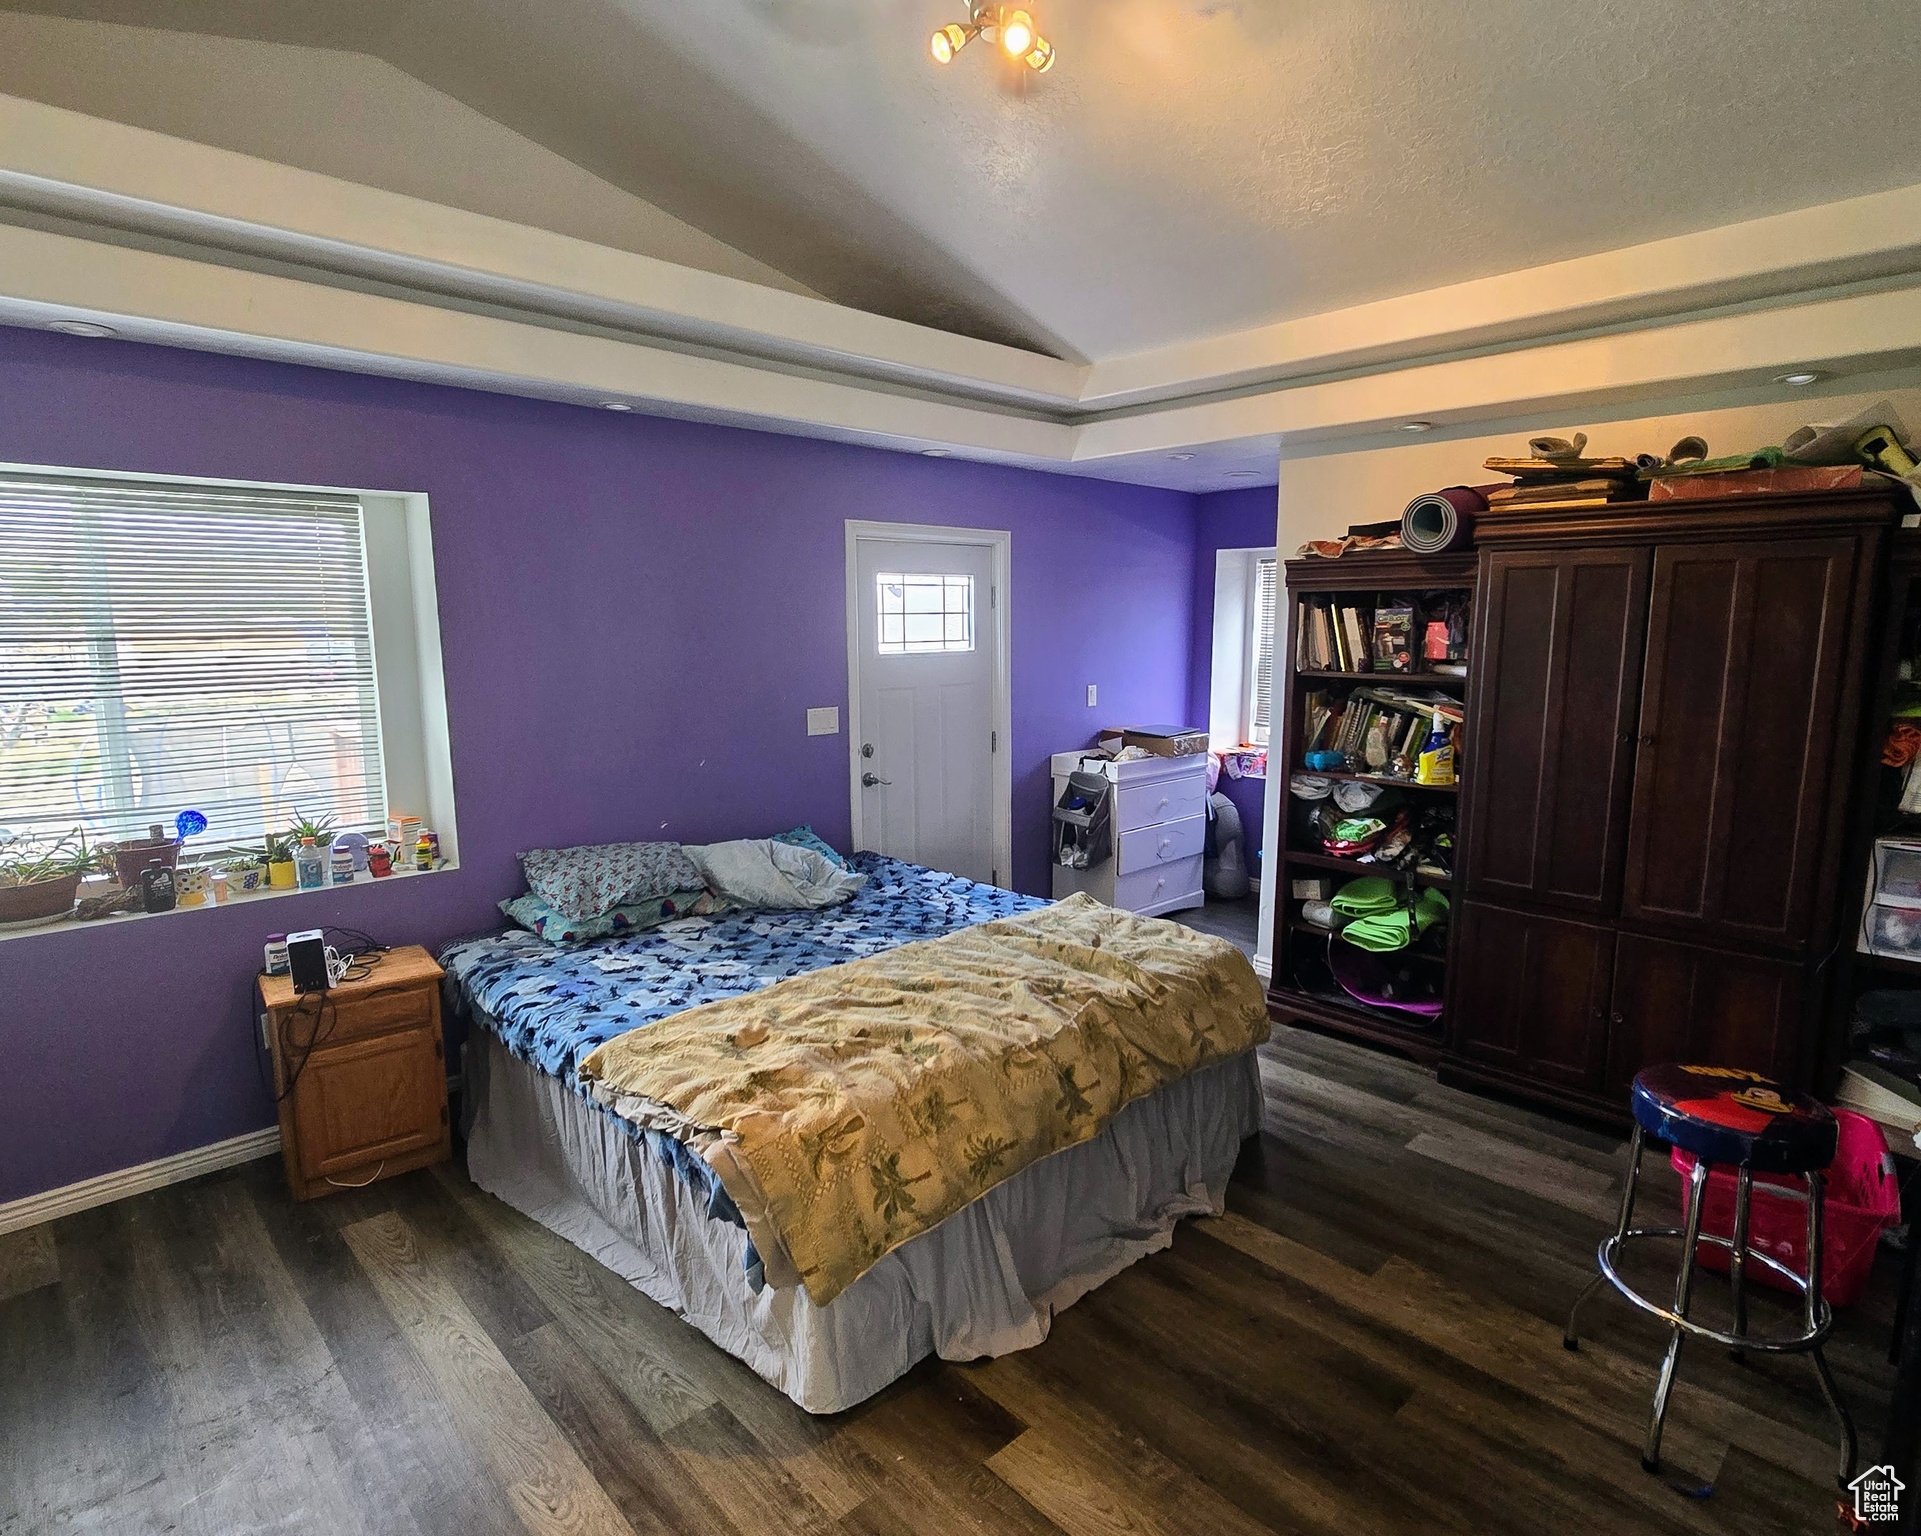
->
[1086, 684, 1098, 707]
[807, 707, 840, 736]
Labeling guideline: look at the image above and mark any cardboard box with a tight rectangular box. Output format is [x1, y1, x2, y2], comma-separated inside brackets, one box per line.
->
[1649, 464, 1862, 501]
[1099, 725, 1209, 758]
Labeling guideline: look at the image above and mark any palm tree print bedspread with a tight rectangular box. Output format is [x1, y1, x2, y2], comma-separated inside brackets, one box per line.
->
[578, 893, 1268, 1306]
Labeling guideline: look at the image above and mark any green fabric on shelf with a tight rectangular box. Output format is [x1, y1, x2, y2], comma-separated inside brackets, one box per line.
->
[1333, 880, 1450, 952]
[1328, 876, 1402, 916]
[1642, 447, 1786, 479]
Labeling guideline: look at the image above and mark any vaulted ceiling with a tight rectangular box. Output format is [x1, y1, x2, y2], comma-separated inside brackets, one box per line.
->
[3, 0, 1919, 365]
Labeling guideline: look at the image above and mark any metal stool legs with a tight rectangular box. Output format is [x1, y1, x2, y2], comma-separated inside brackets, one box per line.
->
[1643, 1154, 1709, 1471]
[1565, 1123, 1644, 1351]
[1805, 1171, 1859, 1484]
[1565, 1128, 1857, 1486]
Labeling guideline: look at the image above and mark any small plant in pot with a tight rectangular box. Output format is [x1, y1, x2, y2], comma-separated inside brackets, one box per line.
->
[223, 849, 269, 894]
[0, 828, 93, 925]
[262, 830, 298, 890]
[286, 812, 337, 848]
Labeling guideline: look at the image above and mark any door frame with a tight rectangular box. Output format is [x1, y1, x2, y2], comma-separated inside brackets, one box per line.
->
[844, 519, 1014, 888]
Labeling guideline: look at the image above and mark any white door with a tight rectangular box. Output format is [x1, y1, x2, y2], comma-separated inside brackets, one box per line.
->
[851, 532, 1002, 884]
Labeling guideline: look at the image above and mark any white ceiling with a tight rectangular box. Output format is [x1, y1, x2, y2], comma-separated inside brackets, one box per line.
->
[3, 0, 1919, 365]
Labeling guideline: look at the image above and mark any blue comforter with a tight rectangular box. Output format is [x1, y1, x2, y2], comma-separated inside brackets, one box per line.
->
[440, 853, 1047, 1079]
[438, 853, 1048, 1282]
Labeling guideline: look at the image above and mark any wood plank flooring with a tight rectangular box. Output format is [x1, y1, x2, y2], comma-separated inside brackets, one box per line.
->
[0, 1027, 1898, 1535]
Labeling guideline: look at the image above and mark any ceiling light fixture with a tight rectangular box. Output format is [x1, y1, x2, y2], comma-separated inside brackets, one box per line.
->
[921, 448, 952, 457]
[1776, 370, 1824, 387]
[1226, 470, 1261, 478]
[597, 400, 634, 411]
[1399, 420, 1434, 433]
[47, 319, 117, 338]
[1166, 452, 1195, 461]
[930, 3, 1054, 72]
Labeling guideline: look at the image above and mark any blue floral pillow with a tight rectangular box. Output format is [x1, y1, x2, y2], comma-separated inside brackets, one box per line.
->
[500, 888, 715, 944]
[518, 840, 705, 920]
[771, 825, 853, 871]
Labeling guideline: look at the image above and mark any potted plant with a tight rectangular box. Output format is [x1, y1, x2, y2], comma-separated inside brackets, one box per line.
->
[0, 828, 90, 924]
[224, 850, 268, 894]
[286, 812, 337, 848]
[110, 829, 181, 888]
[263, 830, 298, 890]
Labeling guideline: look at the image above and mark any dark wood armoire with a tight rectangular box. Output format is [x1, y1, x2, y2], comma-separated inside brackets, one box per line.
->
[1439, 487, 1901, 1122]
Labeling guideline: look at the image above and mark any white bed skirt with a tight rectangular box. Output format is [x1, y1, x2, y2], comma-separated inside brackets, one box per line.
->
[463, 1029, 1262, 1412]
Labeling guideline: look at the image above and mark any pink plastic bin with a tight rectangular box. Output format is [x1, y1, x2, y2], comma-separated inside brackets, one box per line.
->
[1670, 1109, 1900, 1309]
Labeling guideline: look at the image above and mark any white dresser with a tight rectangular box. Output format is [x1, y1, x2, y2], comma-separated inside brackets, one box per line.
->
[1050, 750, 1208, 916]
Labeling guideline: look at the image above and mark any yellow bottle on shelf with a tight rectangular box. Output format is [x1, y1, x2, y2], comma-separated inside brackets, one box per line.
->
[1416, 711, 1456, 786]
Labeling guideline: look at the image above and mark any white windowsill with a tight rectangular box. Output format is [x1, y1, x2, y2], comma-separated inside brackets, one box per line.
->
[0, 860, 460, 945]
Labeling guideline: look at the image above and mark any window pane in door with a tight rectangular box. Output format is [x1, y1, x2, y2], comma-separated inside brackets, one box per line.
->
[876, 572, 974, 654]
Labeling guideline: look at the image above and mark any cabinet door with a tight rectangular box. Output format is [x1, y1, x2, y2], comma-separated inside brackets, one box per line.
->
[1449, 901, 1614, 1092]
[1621, 537, 1858, 951]
[292, 1025, 446, 1178]
[1604, 934, 1803, 1099]
[1462, 548, 1650, 916]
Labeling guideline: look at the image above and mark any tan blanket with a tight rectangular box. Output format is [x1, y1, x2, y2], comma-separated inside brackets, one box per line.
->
[578, 892, 1268, 1306]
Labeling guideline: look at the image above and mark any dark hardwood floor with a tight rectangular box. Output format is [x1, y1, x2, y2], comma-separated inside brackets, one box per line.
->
[1173, 894, 1262, 961]
[1, 1027, 1897, 1535]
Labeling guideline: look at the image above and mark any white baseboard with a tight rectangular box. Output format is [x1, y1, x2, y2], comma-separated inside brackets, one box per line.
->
[1253, 952, 1272, 982]
[0, 1126, 281, 1237]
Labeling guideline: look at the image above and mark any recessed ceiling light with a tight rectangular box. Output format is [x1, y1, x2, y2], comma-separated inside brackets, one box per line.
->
[597, 400, 634, 411]
[1166, 452, 1196, 461]
[1399, 420, 1434, 433]
[47, 320, 117, 338]
[1776, 371, 1823, 387]
[1226, 470, 1261, 478]
[921, 448, 952, 457]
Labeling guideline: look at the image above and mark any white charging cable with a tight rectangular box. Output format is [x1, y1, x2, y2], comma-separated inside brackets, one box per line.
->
[323, 945, 354, 988]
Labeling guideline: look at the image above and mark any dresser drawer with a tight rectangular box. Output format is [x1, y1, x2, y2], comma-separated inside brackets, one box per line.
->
[274, 979, 434, 1053]
[1113, 855, 1204, 916]
[1118, 813, 1206, 874]
[1115, 774, 1208, 833]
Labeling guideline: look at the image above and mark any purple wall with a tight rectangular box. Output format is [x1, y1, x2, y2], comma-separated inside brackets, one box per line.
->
[0, 326, 1197, 1205]
[1189, 487, 1277, 873]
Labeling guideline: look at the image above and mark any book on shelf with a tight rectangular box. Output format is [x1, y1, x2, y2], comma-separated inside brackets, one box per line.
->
[1339, 606, 1368, 672]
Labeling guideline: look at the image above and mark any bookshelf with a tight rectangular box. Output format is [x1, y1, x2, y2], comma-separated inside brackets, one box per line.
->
[1268, 548, 1476, 1064]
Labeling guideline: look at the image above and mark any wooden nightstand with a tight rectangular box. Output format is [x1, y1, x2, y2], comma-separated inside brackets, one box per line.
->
[259, 944, 450, 1200]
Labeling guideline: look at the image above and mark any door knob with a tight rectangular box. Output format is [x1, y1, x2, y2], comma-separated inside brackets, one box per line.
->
[862, 772, 891, 787]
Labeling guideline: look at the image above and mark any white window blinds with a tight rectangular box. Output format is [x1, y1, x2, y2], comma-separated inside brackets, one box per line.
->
[0, 472, 387, 858]
[1249, 556, 1278, 744]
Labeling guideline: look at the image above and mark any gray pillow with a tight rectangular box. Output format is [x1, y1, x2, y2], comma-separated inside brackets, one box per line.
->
[685, 839, 866, 910]
[517, 840, 705, 920]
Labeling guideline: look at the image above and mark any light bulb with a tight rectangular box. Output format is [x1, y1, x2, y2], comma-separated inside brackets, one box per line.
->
[1023, 34, 1054, 71]
[931, 21, 974, 63]
[1000, 8, 1034, 56]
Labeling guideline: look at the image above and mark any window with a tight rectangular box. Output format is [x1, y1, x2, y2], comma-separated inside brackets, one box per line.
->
[1207, 546, 1279, 750]
[1, 470, 448, 867]
[1247, 556, 1278, 745]
[876, 571, 974, 654]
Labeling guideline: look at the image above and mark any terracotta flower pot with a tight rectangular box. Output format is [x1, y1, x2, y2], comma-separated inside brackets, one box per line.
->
[112, 838, 180, 888]
[0, 871, 81, 924]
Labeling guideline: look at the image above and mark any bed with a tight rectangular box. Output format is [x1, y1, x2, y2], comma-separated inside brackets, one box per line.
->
[440, 852, 1265, 1413]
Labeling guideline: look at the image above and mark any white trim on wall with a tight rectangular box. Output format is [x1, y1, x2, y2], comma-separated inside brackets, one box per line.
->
[844, 519, 1014, 889]
[0, 1126, 280, 1236]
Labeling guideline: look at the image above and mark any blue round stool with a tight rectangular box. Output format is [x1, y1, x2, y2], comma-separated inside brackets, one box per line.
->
[1563, 1064, 1856, 1484]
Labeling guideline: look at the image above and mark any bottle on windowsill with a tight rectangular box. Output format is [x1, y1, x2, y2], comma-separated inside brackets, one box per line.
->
[293, 836, 326, 890]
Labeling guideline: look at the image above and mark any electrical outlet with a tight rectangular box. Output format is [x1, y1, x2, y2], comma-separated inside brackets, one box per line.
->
[807, 706, 840, 736]
[258, 1012, 273, 1053]
[1086, 684, 1098, 706]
